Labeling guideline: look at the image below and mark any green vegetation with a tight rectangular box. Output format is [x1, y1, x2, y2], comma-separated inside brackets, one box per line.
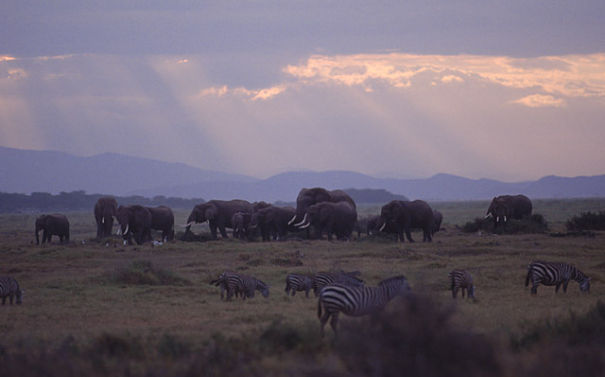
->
[0, 198, 604, 376]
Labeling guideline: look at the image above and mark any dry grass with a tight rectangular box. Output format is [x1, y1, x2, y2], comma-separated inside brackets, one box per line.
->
[1, 199, 604, 375]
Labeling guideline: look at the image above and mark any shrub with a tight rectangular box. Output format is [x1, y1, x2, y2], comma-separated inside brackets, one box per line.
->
[566, 211, 605, 231]
[334, 294, 501, 377]
[461, 214, 547, 234]
[512, 300, 605, 351]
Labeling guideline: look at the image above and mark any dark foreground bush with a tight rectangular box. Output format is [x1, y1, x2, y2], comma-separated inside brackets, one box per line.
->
[512, 300, 605, 351]
[113, 260, 191, 286]
[334, 294, 501, 377]
[566, 211, 605, 231]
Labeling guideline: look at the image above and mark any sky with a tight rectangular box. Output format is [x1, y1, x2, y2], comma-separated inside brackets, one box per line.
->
[1, 1, 605, 181]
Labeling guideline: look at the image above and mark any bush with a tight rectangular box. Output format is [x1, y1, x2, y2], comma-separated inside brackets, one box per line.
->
[566, 211, 605, 231]
[512, 301, 605, 351]
[461, 214, 547, 234]
[114, 260, 191, 286]
[334, 294, 501, 377]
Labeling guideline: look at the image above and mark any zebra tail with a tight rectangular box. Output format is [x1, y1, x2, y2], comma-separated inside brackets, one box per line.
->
[317, 298, 322, 319]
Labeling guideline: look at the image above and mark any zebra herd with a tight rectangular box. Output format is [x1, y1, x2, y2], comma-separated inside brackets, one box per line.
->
[210, 261, 591, 335]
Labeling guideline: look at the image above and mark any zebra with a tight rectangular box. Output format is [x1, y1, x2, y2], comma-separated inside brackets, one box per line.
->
[448, 269, 475, 300]
[0, 277, 22, 305]
[284, 273, 314, 297]
[525, 261, 591, 294]
[312, 270, 364, 297]
[211, 271, 269, 300]
[317, 275, 410, 336]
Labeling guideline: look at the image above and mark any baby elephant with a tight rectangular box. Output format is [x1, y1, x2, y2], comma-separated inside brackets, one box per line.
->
[35, 214, 70, 244]
[449, 269, 475, 300]
[284, 273, 313, 298]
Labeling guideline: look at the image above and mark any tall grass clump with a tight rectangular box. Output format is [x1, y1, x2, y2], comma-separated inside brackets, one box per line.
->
[566, 211, 605, 231]
[113, 260, 191, 286]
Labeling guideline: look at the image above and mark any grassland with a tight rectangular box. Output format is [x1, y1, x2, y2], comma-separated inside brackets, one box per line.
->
[1, 198, 604, 376]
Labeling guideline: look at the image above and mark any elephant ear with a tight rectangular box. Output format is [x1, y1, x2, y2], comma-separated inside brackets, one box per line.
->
[205, 206, 218, 221]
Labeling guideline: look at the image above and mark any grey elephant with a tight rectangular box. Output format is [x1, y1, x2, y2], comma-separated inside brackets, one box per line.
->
[231, 211, 251, 240]
[297, 201, 357, 240]
[289, 187, 357, 228]
[432, 209, 443, 235]
[116, 205, 152, 245]
[380, 200, 434, 242]
[94, 197, 118, 239]
[485, 194, 532, 227]
[185, 199, 254, 240]
[35, 214, 70, 244]
[249, 205, 296, 241]
[147, 206, 175, 242]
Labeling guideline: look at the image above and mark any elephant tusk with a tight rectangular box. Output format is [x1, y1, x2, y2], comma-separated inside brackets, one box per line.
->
[101, 218, 105, 224]
[293, 214, 308, 227]
[379, 222, 386, 232]
[503, 216, 507, 222]
[484, 214, 492, 219]
[298, 222, 311, 229]
[181, 222, 194, 228]
[288, 215, 297, 225]
[123, 224, 129, 235]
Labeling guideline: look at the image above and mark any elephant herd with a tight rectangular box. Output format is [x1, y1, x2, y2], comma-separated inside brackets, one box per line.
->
[33, 191, 533, 245]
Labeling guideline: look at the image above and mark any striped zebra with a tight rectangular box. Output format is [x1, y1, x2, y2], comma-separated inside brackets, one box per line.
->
[0, 277, 22, 305]
[448, 269, 475, 299]
[312, 270, 364, 297]
[284, 273, 314, 297]
[317, 275, 410, 336]
[211, 271, 269, 300]
[525, 261, 591, 294]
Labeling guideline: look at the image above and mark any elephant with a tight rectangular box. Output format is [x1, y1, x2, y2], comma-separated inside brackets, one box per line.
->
[94, 197, 118, 239]
[185, 199, 254, 240]
[297, 201, 357, 241]
[249, 205, 296, 241]
[380, 200, 435, 242]
[116, 205, 152, 245]
[146, 206, 175, 242]
[231, 211, 251, 240]
[289, 187, 357, 229]
[485, 194, 532, 227]
[35, 214, 70, 244]
[432, 209, 443, 235]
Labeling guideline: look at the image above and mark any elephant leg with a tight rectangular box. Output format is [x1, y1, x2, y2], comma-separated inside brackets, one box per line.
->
[219, 225, 228, 239]
[209, 224, 218, 240]
[42, 230, 49, 244]
[405, 228, 415, 242]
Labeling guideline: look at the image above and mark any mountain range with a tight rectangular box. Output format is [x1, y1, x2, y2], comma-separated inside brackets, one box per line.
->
[1, 146, 604, 202]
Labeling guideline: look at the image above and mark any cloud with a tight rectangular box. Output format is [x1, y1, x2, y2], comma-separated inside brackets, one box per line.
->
[283, 53, 605, 99]
[512, 94, 566, 108]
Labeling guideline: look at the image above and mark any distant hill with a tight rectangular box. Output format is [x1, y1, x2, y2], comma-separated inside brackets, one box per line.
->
[2, 146, 605, 202]
[344, 188, 408, 204]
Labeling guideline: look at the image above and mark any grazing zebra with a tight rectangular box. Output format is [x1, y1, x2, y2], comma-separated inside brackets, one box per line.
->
[211, 272, 269, 300]
[525, 261, 591, 294]
[0, 277, 22, 305]
[284, 273, 314, 297]
[448, 269, 475, 300]
[317, 275, 410, 336]
[312, 270, 364, 297]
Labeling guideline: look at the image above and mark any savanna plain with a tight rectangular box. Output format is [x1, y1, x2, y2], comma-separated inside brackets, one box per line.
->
[1, 198, 604, 376]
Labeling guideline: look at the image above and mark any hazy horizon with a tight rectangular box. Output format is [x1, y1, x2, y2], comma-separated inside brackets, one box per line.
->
[2, 2, 604, 182]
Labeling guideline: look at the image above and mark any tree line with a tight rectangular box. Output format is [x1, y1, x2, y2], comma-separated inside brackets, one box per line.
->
[0, 191, 205, 213]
